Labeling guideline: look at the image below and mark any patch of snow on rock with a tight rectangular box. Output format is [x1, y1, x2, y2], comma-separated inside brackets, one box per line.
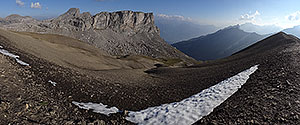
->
[72, 101, 119, 116]
[48, 80, 57, 86]
[126, 65, 259, 125]
[0, 47, 29, 66]
[15, 59, 30, 66]
[0, 49, 19, 58]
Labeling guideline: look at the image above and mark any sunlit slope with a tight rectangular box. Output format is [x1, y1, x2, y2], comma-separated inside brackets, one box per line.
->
[0, 29, 161, 70]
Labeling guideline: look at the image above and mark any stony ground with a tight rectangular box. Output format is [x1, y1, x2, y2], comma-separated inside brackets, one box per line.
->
[0, 42, 132, 124]
[196, 33, 300, 124]
[1, 31, 300, 124]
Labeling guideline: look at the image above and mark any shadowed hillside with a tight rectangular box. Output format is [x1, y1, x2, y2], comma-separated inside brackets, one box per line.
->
[173, 25, 267, 60]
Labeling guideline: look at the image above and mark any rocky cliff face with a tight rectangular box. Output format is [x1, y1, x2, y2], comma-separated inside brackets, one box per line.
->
[0, 8, 192, 61]
[46, 8, 158, 34]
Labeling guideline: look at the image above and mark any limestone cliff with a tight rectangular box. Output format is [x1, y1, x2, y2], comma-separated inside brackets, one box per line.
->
[0, 8, 193, 62]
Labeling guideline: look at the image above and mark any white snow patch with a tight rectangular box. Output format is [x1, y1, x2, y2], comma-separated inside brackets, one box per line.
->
[48, 80, 57, 86]
[0, 49, 19, 58]
[126, 65, 259, 125]
[15, 59, 30, 66]
[0, 47, 29, 66]
[72, 101, 119, 116]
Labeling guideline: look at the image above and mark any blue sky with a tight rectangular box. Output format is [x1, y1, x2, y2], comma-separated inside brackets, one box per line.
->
[1, 0, 300, 28]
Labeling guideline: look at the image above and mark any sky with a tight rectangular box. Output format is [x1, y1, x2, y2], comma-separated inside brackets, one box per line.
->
[1, 0, 300, 28]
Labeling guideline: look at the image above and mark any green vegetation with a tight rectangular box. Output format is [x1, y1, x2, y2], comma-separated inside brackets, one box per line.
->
[160, 58, 182, 66]
[39, 101, 49, 106]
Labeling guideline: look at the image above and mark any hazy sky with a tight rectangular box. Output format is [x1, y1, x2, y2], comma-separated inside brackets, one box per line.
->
[1, 0, 300, 28]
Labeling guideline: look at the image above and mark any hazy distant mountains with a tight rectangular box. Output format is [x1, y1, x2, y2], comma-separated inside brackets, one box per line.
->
[155, 20, 283, 44]
[239, 23, 282, 35]
[155, 14, 218, 44]
[283, 25, 300, 38]
[173, 25, 267, 60]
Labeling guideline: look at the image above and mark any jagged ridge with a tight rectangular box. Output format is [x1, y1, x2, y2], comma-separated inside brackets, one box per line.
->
[0, 8, 193, 62]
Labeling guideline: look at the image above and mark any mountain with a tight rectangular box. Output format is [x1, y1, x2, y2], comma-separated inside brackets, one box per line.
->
[195, 32, 300, 124]
[1, 23, 300, 124]
[0, 14, 38, 26]
[0, 28, 156, 124]
[239, 23, 282, 35]
[2, 8, 298, 125]
[172, 25, 267, 60]
[0, 8, 194, 63]
[127, 32, 300, 124]
[155, 15, 218, 44]
[283, 25, 300, 38]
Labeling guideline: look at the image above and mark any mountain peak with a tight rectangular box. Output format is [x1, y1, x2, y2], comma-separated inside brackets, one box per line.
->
[276, 31, 287, 36]
[58, 8, 81, 18]
[173, 24, 265, 60]
[223, 24, 240, 30]
[3, 14, 35, 24]
[0, 8, 193, 61]
[66, 8, 80, 15]
[5, 14, 23, 19]
[270, 31, 293, 41]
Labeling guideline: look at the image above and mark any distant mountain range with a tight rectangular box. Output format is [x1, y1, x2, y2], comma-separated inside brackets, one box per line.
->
[283, 25, 300, 38]
[155, 15, 218, 44]
[239, 23, 282, 35]
[172, 25, 268, 60]
[155, 21, 284, 44]
[240, 23, 300, 39]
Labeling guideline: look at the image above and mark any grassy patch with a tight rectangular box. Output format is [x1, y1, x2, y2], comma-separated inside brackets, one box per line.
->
[118, 55, 183, 66]
[39, 101, 49, 106]
[161, 58, 182, 66]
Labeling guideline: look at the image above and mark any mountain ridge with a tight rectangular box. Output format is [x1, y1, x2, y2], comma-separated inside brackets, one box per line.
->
[0, 8, 194, 63]
[239, 23, 282, 35]
[196, 31, 300, 124]
[283, 25, 300, 39]
[173, 25, 267, 60]
[155, 15, 218, 44]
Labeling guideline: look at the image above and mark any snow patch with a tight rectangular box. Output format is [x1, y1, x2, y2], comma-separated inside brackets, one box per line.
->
[126, 65, 259, 125]
[0, 49, 19, 58]
[15, 59, 30, 66]
[48, 80, 57, 86]
[72, 101, 119, 116]
[0, 47, 29, 66]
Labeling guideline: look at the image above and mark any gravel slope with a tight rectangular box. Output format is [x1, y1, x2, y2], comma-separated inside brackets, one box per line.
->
[1, 30, 299, 124]
[195, 32, 300, 124]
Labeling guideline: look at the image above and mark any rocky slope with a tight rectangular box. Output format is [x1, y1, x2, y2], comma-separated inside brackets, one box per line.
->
[193, 32, 300, 124]
[0, 8, 193, 62]
[1, 26, 300, 124]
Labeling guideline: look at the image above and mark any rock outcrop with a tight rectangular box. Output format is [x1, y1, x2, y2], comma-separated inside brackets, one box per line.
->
[0, 8, 192, 62]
